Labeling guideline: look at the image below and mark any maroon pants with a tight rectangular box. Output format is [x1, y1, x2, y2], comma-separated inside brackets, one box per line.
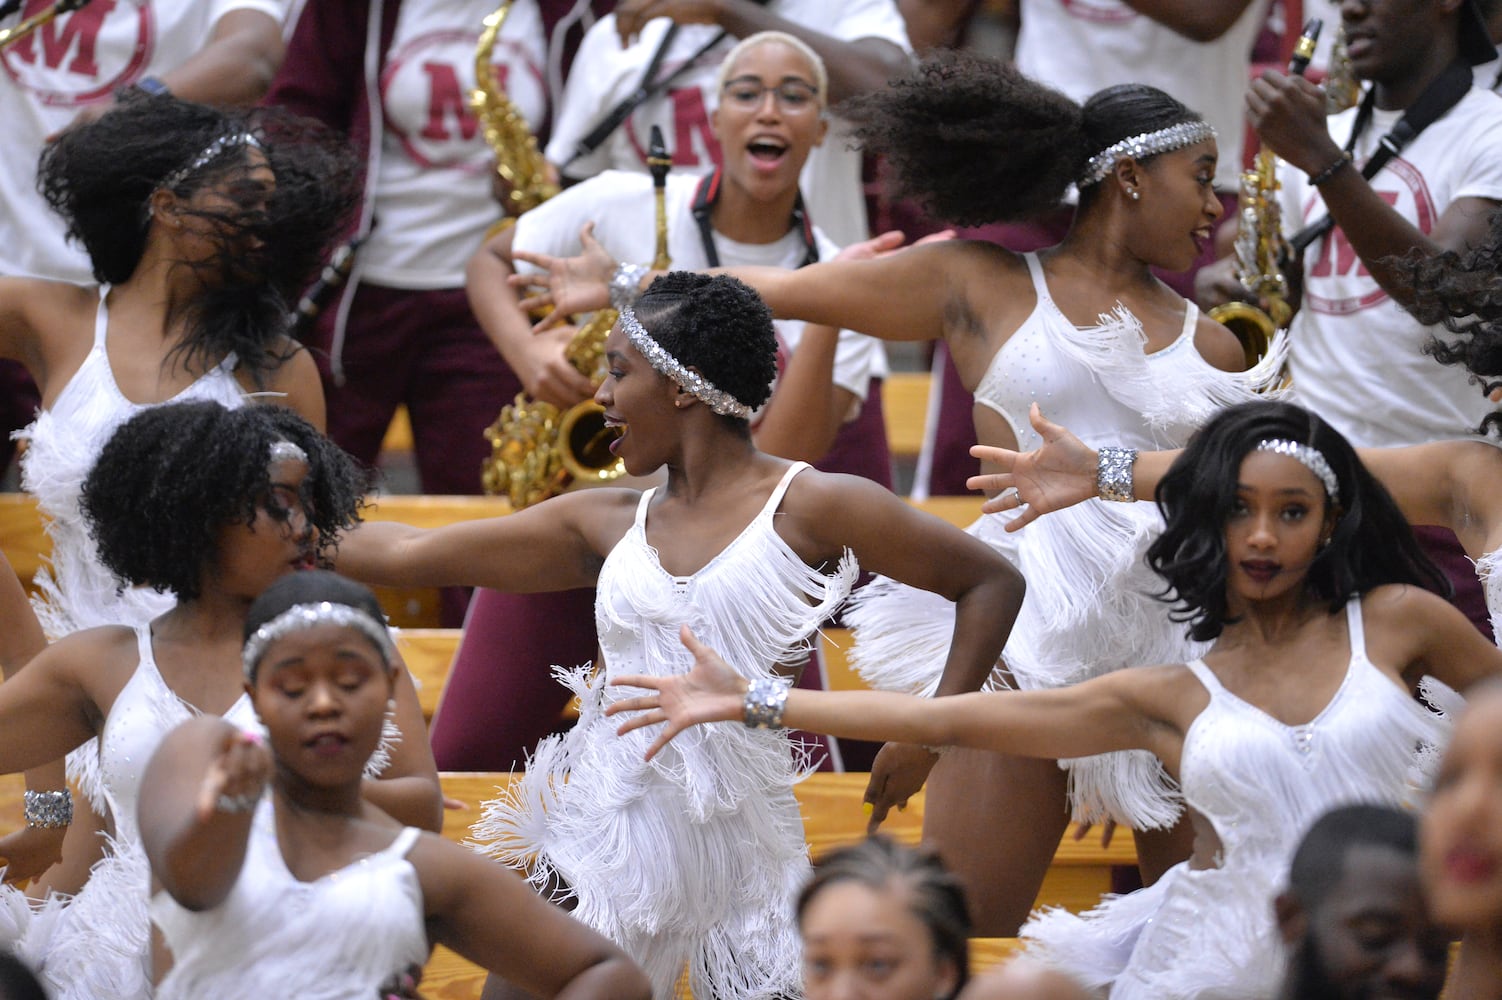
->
[1413, 525, 1493, 642]
[0, 360, 39, 480]
[430, 380, 895, 771]
[921, 195, 1238, 496]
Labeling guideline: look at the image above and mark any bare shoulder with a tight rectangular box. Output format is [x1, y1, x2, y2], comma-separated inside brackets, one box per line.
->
[0, 278, 98, 369]
[779, 467, 896, 519]
[36, 623, 142, 702]
[1358, 584, 1468, 656]
[1192, 313, 1247, 373]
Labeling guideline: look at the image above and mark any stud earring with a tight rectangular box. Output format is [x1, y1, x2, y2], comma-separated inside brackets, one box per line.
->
[1130, 189, 1140, 201]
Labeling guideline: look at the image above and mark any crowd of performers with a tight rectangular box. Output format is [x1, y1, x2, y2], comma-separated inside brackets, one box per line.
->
[2, 0, 1502, 998]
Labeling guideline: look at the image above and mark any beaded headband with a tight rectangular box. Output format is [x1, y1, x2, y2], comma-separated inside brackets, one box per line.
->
[242, 601, 397, 679]
[1079, 121, 1217, 188]
[270, 439, 307, 465]
[619, 306, 754, 419]
[1255, 439, 1341, 504]
[162, 131, 264, 191]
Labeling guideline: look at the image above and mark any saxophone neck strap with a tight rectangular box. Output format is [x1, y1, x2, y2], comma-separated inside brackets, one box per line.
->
[690, 168, 820, 270]
[1289, 59, 1473, 255]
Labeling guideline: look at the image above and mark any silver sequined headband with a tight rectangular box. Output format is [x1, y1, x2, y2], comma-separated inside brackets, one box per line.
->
[270, 439, 307, 464]
[162, 131, 264, 191]
[1079, 121, 1217, 187]
[620, 306, 754, 419]
[242, 601, 397, 679]
[1255, 439, 1341, 504]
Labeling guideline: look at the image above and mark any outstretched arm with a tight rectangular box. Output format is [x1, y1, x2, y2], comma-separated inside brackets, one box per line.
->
[413, 836, 651, 998]
[610, 627, 1182, 764]
[138, 717, 271, 911]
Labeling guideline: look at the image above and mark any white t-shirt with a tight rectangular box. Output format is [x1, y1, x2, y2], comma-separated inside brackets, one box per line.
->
[0, 0, 289, 283]
[542, 2, 912, 248]
[1278, 87, 1502, 447]
[1015, 0, 1268, 192]
[512, 170, 886, 402]
[359, 0, 547, 288]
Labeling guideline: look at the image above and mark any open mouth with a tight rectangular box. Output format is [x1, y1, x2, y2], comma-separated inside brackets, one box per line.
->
[305, 732, 349, 756]
[603, 414, 627, 455]
[1240, 560, 1280, 583]
[747, 138, 789, 168]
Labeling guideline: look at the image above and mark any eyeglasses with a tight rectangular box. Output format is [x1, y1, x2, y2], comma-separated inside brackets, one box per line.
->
[720, 77, 820, 114]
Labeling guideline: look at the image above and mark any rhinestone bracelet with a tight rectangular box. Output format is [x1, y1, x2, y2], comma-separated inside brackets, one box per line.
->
[1096, 446, 1140, 503]
[743, 677, 792, 730]
[24, 789, 72, 829]
[216, 792, 261, 815]
[609, 262, 649, 312]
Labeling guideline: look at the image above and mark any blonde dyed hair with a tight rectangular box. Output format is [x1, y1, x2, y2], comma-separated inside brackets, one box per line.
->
[714, 31, 828, 110]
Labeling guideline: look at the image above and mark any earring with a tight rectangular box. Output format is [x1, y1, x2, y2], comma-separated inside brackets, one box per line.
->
[386, 698, 397, 714]
[1129, 189, 1140, 201]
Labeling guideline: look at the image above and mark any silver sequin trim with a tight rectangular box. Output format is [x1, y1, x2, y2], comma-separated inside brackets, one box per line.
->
[620, 307, 754, 419]
[162, 131, 264, 191]
[1080, 121, 1218, 188]
[242, 602, 397, 679]
[743, 677, 791, 730]
[1255, 439, 1341, 504]
[270, 439, 308, 465]
[1096, 446, 1140, 503]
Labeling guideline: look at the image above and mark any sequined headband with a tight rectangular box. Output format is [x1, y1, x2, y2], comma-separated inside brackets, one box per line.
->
[619, 307, 754, 419]
[1255, 439, 1341, 504]
[242, 602, 397, 679]
[162, 131, 264, 191]
[1079, 121, 1217, 187]
[270, 439, 307, 465]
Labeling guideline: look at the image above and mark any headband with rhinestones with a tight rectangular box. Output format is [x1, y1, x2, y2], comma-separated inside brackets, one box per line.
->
[619, 306, 754, 419]
[1255, 439, 1341, 504]
[242, 602, 397, 680]
[1079, 121, 1218, 188]
[162, 132, 264, 191]
[270, 439, 307, 465]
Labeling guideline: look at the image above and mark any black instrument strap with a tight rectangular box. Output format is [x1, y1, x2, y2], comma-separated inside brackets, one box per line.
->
[1289, 60, 1474, 255]
[690, 169, 820, 269]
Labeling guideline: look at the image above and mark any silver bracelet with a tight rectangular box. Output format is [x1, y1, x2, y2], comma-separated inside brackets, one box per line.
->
[215, 792, 261, 815]
[609, 262, 649, 312]
[1096, 447, 1139, 503]
[743, 677, 792, 730]
[921, 744, 952, 757]
[24, 789, 72, 829]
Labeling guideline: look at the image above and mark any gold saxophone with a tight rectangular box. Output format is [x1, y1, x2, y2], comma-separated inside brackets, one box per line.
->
[1208, 22, 1323, 367]
[473, 2, 672, 507]
[1324, 25, 1362, 114]
[0, 0, 91, 49]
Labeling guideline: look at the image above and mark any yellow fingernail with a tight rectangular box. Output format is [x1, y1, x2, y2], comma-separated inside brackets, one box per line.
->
[862, 802, 873, 816]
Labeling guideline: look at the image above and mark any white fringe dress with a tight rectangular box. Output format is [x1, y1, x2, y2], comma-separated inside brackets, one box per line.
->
[475, 462, 858, 1000]
[847, 252, 1288, 828]
[1021, 598, 1456, 998]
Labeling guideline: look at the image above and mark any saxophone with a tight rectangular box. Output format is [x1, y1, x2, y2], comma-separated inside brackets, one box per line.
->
[0, 0, 91, 49]
[1208, 20, 1322, 367]
[473, 0, 672, 507]
[1324, 24, 1362, 114]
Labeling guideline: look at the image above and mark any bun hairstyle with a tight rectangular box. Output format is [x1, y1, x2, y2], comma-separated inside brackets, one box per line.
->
[844, 51, 1202, 226]
[632, 272, 778, 420]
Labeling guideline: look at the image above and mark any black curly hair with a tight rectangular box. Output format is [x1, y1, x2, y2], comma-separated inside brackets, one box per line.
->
[244, 570, 391, 685]
[36, 92, 360, 388]
[1146, 400, 1448, 642]
[1402, 211, 1502, 436]
[631, 272, 778, 424]
[843, 51, 1204, 226]
[80, 401, 365, 602]
[797, 836, 970, 1000]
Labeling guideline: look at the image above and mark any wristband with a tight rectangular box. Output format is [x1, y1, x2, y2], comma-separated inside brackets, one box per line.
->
[1096, 447, 1140, 503]
[24, 789, 72, 829]
[743, 677, 791, 730]
[215, 792, 261, 815]
[1308, 151, 1353, 187]
[609, 262, 649, 312]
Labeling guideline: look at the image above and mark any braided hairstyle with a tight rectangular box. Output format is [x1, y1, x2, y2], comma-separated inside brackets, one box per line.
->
[844, 51, 1204, 226]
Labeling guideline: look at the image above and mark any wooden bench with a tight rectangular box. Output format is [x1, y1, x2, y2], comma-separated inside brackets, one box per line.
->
[427, 771, 1120, 998]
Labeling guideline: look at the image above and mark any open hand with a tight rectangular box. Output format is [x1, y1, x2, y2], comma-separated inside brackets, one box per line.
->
[863, 743, 939, 833]
[608, 625, 750, 761]
[196, 729, 271, 821]
[516, 323, 597, 409]
[965, 403, 1098, 530]
[510, 223, 619, 328]
[833, 228, 957, 263]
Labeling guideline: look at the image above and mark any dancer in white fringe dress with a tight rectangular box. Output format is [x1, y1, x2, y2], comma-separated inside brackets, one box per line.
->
[609, 400, 1502, 999]
[0, 402, 441, 1000]
[0, 93, 354, 890]
[141, 571, 649, 1000]
[334, 273, 1023, 1000]
[511, 55, 1279, 933]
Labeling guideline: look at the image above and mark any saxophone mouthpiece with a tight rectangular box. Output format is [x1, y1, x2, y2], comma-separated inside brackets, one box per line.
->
[647, 125, 671, 187]
[1288, 18, 1322, 77]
